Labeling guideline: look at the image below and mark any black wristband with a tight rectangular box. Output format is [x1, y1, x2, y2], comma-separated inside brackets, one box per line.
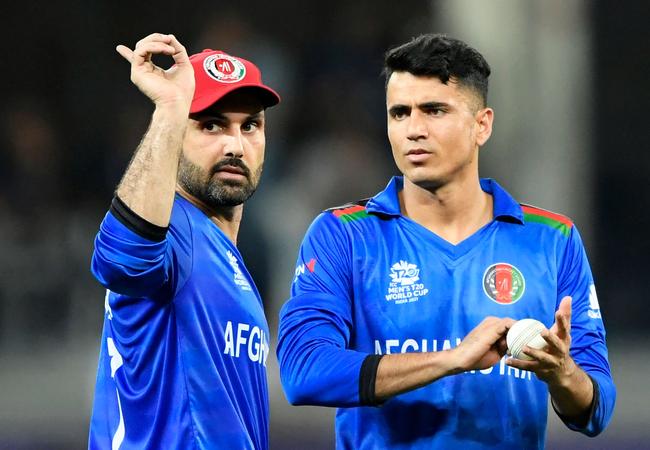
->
[359, 354, 384, 406]
[110, 196, 168, 242]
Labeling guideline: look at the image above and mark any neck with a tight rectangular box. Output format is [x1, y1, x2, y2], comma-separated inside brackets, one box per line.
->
[399, 174, 493, 245]
[176, 187, 243, 244]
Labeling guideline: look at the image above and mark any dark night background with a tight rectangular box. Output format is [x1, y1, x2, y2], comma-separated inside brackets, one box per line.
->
[0, 1, 647, 448]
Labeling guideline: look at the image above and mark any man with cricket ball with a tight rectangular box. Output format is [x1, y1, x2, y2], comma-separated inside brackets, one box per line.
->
[278, 34, 615, 449]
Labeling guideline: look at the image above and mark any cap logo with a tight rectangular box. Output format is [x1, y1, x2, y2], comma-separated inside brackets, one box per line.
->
[203, 54, 246, 84]
[482, 263, 525, 304]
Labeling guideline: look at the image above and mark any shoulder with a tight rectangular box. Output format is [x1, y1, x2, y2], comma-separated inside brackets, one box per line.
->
[324, 198, 372, 224]
[169, 195, 200, 233]
[520, 203, 574, 238]
[301, 198, 375, 246]
[166, 196, 197, 257]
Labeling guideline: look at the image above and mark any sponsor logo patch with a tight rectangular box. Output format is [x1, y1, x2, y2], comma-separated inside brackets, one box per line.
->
[294, 258, 317, 282]
[483, 263, 525, 304]
[587, 284, 602, 319]
[204, 54, 246, 83]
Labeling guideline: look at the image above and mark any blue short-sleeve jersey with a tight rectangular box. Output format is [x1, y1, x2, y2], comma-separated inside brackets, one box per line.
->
[278, 177, 615, 450]
[89, 194, 270, 449]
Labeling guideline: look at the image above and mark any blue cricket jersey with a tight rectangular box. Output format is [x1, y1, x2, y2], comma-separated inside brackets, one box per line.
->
[277, 176, 616, 449]
[89, 194, 270, 449]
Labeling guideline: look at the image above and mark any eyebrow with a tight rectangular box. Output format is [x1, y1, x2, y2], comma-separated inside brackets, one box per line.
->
[246, 112, 264, 121]
[388, 101, 451, 115]
[419, 101, 450, 110]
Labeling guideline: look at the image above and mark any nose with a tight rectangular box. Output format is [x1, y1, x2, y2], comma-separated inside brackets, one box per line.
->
[406, 111, 428, 141]
[224, 129, 244, 158]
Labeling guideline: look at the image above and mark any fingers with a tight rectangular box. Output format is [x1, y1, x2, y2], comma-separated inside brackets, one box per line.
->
[117, 33, 182, 68]
[552, 296, 572, 340]
[541, 329, 565, 351]
[471, 317, 514, 348]
[505, 355, 536, 370]
[167, 34, 190, 66]
[135, 32, 174, 49]
[132, 41, 178, 66]
[116, 45, 133, 63]
[476, 316, 503, 334]
[495, 336, 508, 357]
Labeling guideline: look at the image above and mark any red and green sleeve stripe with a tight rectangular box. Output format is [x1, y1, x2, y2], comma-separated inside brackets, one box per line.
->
[332, 205, 370, 223]
[521, 204, 573, 237]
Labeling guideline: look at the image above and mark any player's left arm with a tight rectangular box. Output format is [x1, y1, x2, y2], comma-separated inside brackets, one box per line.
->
[508, 297, 595, 419]
[508, 225, 616, 436]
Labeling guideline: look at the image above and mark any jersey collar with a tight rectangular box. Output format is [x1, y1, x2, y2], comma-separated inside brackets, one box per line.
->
[366, 176, 524, 224]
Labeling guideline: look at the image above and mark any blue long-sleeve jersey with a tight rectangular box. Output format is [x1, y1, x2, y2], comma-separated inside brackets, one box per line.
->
[277, 177, 615, 449]
[89, 194, 270, 449]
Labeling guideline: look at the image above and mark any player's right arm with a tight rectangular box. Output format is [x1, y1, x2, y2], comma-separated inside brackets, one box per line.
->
[114, 33, 194, 226]
[91, 33, 194, 297]
[277, 212, 513, 407]
[373, 316, 512, 401]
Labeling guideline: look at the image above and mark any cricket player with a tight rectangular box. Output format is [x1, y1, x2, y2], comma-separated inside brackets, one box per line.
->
[277, 34, 615, 449]
[89, 33, 279, 449]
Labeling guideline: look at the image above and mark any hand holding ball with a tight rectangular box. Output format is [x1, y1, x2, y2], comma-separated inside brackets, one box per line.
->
[507, 319, 548, 360]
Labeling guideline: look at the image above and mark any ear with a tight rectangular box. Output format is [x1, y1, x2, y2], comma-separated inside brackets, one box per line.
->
[475, 107, 494, 147]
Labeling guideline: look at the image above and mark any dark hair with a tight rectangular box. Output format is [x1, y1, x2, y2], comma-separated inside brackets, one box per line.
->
[383, 34, 491, 107]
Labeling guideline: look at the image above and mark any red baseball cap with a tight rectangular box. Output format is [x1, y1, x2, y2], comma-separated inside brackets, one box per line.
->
[189, 49, 280, 113]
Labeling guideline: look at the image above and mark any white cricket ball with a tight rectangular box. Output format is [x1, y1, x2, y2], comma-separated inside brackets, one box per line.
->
[507, 318, 548, 360]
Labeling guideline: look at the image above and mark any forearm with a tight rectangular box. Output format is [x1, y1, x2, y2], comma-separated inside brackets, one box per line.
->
[279, 342, 368, 407]
[116, 105, 188, 227]
[375, 350, 460, 401]
[548, 359, 594, 422]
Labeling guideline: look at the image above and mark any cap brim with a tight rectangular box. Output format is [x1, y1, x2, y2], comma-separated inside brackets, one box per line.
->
[190, 84, 281, 113]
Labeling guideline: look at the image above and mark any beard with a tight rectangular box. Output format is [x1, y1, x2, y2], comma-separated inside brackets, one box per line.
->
[177, 155, 262, 208]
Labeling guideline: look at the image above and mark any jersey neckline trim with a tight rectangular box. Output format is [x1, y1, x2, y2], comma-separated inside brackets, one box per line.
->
[361, 176, 525, 224]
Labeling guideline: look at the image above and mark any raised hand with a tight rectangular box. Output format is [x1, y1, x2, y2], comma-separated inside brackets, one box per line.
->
[116, 33, 195, 110]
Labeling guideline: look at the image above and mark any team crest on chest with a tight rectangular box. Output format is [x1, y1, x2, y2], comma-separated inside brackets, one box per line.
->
[483, 263, 525, 304]
[385, 260, 429, 304]
[227, 250, 252, 291]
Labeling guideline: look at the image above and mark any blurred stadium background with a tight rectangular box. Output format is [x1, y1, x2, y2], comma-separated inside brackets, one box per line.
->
[0, 0, 648, 448]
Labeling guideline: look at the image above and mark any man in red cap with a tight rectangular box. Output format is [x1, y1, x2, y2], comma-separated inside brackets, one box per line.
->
[88, 33, 280, 449]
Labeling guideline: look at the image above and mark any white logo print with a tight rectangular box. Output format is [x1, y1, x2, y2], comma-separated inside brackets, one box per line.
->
[104, 289, 113, 320]
[389, 260, 420, 285]
[587, 284, 602, 319]
[386, 260, 429, 304]
[227, 250, 252, 291]
[104, 290, 125, 450]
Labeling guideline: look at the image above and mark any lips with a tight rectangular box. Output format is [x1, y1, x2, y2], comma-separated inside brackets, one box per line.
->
[211, 158, 250, 179]
[217, 165, 246, 175]
[405, 149, 432, 163]
[406, 149, 431, 155]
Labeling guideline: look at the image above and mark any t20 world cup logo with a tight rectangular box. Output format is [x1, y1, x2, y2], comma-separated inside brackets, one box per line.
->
[389, 260, 420, 286]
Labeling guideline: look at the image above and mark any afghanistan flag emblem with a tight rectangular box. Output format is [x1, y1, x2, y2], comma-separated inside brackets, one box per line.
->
[482, 263, 526, 304]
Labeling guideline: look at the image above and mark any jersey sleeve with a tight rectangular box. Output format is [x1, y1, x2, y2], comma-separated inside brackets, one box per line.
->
[554, 225, 616, 436]
[91, 196, 192, 298]
[277, 212, 376, 407]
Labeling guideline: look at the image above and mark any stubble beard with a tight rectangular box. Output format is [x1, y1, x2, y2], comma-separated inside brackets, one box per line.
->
[177, 155, 262, 209]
